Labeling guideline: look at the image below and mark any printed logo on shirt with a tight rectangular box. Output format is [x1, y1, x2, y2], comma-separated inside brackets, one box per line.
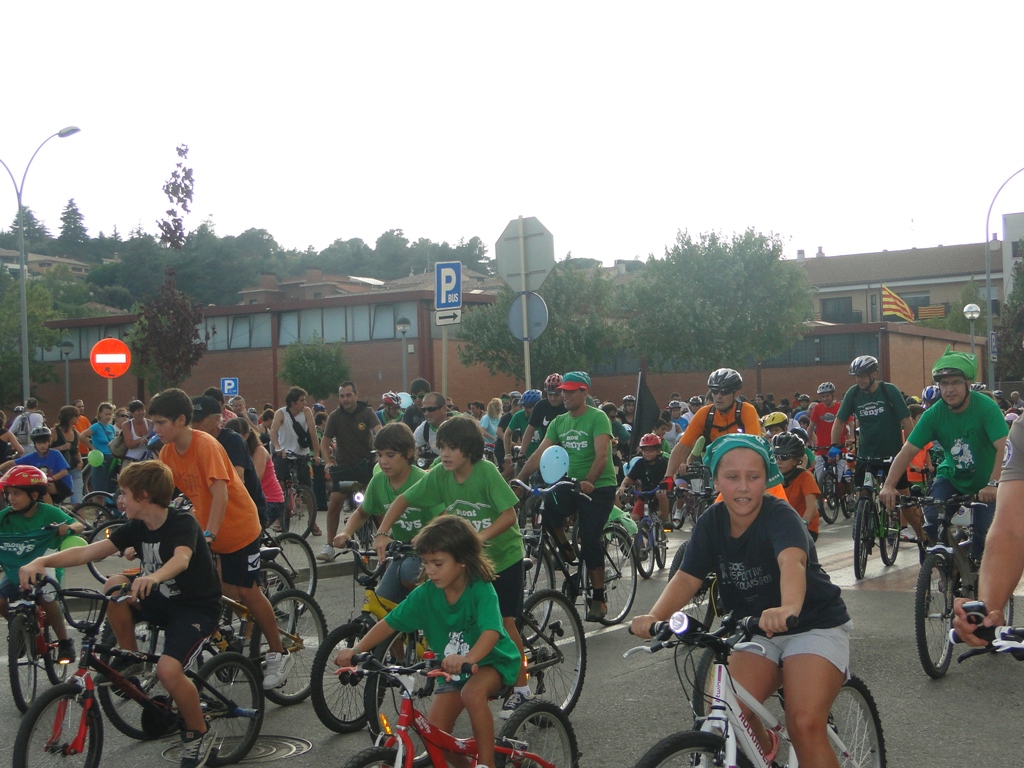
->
[247, 552, 262, 573]
[559, 428, 591, 452]
[949, 439, 975, 472]
[542, 417, 551, 427]
[727, 561, 772, 590]
[358, 423, 366, 431]
[857, 402, 886, 419]
[1004, 437, 1013, 467]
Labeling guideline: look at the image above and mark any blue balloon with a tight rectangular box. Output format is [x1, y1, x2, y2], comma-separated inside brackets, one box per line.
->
[539, 446, 570, 485]
[398, 392, 413, 409]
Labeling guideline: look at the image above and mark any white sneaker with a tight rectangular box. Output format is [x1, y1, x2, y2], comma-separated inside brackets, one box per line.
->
[316, 544, 335, 562]
[900, 527, 918, 542]
[263, 651, 292, 689]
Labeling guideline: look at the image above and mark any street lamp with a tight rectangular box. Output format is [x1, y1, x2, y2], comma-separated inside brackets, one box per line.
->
[58, 339, 74, 404]
[395, 316, 411, 391]
[0, 126, 81, 404]
[964, 303, 981, 359]
[984, 164, 1024, 389]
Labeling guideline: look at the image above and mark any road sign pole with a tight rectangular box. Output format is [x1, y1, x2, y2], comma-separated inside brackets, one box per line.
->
[442, 325, 448, 399]
[518, 216, 531, 390]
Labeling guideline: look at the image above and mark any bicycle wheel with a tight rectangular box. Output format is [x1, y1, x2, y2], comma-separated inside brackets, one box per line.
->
[365, 633, 433, 767]
[310, 621, 371, 733]
[829, 674, 887, 768]
[654, 520, 668, 570]
[820, 473, 839, 525]
[915, 553, 954, 678]
[496, 699, 580, 768]
[520, 589, 587, 715]
[73, 503, 114, 527]
[635, 519, 655, 580]
[599, 525, 638, 625]
[9, 614, 43, 714]
[97, 621, 167, 740]
[196, 652, 264, 767]
[258, 560, 295, 597]
[292, 485, 318, 539]
[341, 747, 400, 768]
[86, 520, 139, 584]
[13, 682, 104, 768]
[42, 620, 68, 686]
[879, 503, 900, 566]
[852, 499, 872, 580]
[635, 730, 745, 768]
[248, 589, 327, 705]
[523, 536, 557, 600]
[273, 531, 318, 597]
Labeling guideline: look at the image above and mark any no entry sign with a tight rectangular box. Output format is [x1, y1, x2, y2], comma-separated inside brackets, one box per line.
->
[90, 338, 132, 379]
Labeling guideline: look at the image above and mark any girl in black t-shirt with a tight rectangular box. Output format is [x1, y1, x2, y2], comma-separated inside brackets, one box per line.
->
[631, 434, 851, 768]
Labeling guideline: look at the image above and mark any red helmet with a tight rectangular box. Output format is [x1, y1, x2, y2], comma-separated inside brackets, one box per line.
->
[544, 373, 563, 390]
[382, 391, 401, 407]
[639, 433, 662, 449]
[0, 465, 48, 491]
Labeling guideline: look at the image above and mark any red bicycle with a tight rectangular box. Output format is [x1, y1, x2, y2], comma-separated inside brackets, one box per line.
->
[339, 653, 580, 768]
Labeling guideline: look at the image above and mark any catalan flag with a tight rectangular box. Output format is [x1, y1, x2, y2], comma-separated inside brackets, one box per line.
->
[881, 285, 914, 322]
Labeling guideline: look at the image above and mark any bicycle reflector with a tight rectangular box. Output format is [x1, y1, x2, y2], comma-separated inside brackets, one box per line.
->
[379, 712, 393, 736]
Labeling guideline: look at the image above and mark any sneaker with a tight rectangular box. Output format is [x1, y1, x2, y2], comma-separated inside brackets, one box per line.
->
[900, 526, 918, 542]
[263, 650, 292, 689]
[499, 690, 532, 720]
[316, 544, 335, 562]
[57, 638, 76, 664]
[179, 728, 214, 768]
[96, 655, 146, 684]
[585, 599, 607, 622]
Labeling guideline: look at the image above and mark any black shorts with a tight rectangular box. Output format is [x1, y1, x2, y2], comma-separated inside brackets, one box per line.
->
[218, 536, 262, 589]
[50, 483, 71, 505]
[133, 591, 219, 666]
[854, 460, 908, 491]
[329, 460, 373, 492]
[492, 559, 524, 619]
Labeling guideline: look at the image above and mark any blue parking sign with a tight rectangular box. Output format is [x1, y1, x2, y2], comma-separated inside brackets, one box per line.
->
[221, 377, 239, 397]
[435, 262, 462, 310]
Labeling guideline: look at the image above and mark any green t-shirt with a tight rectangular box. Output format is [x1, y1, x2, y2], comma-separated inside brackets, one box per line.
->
[509, 409, 540, 458]
[0, 503, 77, 581]
[836, 381, 910, 459]
[609, 419, 631, 451]
[402, 460, 523, 572]
[907, 392, 1009, 494]
[385, 577, 521, 686]
[546, 406, 617, 488]
[361, 465, 444, 543]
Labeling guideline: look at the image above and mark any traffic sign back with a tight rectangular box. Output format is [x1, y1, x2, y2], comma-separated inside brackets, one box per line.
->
[495, 217, 555, 293]
[90, 338, 131, 379]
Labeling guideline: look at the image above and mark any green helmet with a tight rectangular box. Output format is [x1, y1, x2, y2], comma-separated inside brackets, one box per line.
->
[932, 345, 977, 382]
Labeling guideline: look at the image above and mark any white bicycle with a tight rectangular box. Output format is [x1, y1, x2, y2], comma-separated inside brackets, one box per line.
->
[625, 612, 886, 767]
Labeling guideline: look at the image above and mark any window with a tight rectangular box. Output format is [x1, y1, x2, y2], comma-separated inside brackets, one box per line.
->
[300, 309, 322, 342]
[348, 305, 370, 341]
[820, 297, 861, 324]
[251, 314, 272, 348]
[228, 316, 250, 349]
[279, 312, 299, 345]
[323, 307, 346, 342]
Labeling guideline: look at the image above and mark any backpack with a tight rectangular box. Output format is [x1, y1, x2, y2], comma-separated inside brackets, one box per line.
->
[702, 401, 746, 446]
[288, 410, 313, 450]
[11, 413, 36, 446]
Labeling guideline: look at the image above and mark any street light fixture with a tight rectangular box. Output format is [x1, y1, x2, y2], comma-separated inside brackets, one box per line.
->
[395, 316, 411, 391]
[58, 339, 74, 404]
[984, 164, 1024, 389]
[0, 126, 81, 404]
[964, 303, 981, 358]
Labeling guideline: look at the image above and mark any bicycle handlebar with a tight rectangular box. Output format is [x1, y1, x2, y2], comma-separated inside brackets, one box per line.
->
[510, 478, 592, 502]
[950, 601, 1024, 662]
[624, 611, 799, 658]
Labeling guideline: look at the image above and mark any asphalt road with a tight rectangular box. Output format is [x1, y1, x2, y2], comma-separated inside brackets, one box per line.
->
[4, 518, 1023, 768]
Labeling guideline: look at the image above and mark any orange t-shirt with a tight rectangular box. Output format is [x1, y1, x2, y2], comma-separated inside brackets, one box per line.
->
[159, 429, 261, 554]
[782, 470, 821, 534]
[681, 402, 763, 448]
[76, 415, 92, 455]
[907, 442, 932, 484]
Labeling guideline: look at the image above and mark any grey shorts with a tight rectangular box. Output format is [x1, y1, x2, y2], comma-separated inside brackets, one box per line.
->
[735, 620, 852, 675]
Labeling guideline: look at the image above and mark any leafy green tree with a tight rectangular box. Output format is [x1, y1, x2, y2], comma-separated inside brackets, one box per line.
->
[997, 256, 1024, 381]
[458, 264, 623, 381]
[278, 332, 351, 400]
[126, 269, 210, 391]
[156, 144, 194, 249]
[0, 268, 60, 404]
[916, 278, 988, 336]
[57, 198, 89, 259]
[40, 265, 96, 318]
[623, 229, 813, 371]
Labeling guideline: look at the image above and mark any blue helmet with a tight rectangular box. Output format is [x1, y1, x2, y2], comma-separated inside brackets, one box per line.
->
[520, 389, 542, 407]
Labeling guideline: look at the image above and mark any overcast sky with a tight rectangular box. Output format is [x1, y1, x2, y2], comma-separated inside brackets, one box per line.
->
[3, 2, 1024, 268]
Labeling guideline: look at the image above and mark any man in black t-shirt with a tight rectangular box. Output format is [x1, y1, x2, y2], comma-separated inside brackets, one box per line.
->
[520, 375, 568, 458]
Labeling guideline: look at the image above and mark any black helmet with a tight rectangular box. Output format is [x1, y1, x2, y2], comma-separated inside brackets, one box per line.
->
[29, 426, 51, 442]
[817, 381, 835, 394]
[707, 368, 742, 392]
[790, 427, 810, 444]
[850, 355, 879, 376]
[771, 432, 805, 460]
[688, 396, 703, 407]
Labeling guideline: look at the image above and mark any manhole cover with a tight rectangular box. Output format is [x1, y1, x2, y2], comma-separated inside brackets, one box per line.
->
[162, 736, 313, 763]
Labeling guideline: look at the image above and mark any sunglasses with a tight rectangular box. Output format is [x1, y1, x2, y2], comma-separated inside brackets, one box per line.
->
[115, 412, 128, 417]
[709, 388, 735, 395]
[422, 405, 444, 413]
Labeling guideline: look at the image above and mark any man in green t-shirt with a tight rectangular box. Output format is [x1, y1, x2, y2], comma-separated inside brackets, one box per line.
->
[880, 348, 1007, 559]
[515, 370, 616, 622]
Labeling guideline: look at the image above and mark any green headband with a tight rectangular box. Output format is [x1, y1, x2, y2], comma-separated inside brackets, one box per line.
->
[704, 433, 783, 488]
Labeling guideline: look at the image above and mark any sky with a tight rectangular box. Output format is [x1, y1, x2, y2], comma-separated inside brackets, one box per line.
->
[3, 2, 1024, 268]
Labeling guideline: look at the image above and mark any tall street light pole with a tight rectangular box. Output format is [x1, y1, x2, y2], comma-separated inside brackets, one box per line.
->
[59, 339, 74, 404]
[0, 126, 81, 404]
[964, 303, 981, 358]
[395, 316, 411, 391]
[984, 164, 1024, 389]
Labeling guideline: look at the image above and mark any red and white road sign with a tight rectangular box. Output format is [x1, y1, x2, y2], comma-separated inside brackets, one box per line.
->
[90, 338, 132, 379]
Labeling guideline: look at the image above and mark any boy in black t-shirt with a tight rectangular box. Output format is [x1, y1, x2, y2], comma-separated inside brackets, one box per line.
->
[618, 433, 670, 527]
[21, 461, 222, 768]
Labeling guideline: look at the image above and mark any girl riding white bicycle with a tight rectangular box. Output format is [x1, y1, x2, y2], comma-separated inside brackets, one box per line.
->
[631, 433, 852, 767]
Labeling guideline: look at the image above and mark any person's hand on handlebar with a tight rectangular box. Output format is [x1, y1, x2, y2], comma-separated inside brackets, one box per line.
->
[373, 533, 393, 562]
[952, 599, 1004, 648]
[759, 607, 798, 638]
[878, 484, 899, 510]
[333, 531, 350, 549]
[334, 645, 359, 668]
[18, 558, 47, 591]
[629, 613, 659, 639]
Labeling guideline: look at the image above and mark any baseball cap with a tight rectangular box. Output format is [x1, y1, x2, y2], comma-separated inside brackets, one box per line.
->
[557, 371, 591, 391]
[192, 396, 222, 421]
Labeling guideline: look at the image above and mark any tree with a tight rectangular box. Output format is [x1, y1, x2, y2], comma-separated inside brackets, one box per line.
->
[2, 206, 53, 254]
[917, 278, 988, 335]
[623, 229, 813, 371]
[57, 198, 89, 259]
[458, 264, 623, 381]
[0, 268, 60, 404]
[126, 268, 210, 392]
[997, 255, 1024, 381]
[156, 144, 194, 249]
[278, 332, 351, 400]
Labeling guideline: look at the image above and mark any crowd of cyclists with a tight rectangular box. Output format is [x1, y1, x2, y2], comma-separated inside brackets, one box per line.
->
[1, 347, 1022, 767]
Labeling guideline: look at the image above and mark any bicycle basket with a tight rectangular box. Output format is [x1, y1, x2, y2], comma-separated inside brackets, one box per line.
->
[0, 527, 62, 583]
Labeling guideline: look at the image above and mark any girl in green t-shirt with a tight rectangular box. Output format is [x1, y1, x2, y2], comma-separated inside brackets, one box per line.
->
[336, 515, 519, 768]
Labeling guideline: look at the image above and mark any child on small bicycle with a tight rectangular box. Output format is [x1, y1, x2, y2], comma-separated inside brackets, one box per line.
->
[631, 434, 852, 768]
[0, 426, 74, 505]
[19, 460, 223, 768]
[618, 433, 671, 527]
[771, 432, 822, 541]
[0, 465, 84, 663]
[332, 422, 444, 603]
[336, 515, 521, 768]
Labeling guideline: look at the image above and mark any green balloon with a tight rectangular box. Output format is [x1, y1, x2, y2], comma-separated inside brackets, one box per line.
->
[87, 449, 104, 467]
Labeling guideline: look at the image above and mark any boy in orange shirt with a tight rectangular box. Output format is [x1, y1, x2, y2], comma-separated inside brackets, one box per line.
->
[772, 432, 822, 541]
[148, 388, 292, 690]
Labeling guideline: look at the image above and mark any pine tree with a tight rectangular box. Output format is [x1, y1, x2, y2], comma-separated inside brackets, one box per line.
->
[57, 198, 89, 259]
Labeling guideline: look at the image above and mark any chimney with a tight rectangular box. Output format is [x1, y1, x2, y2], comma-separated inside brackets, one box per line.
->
[816, 246, 825, 258]
[615, 259, 627, 276]
[260, 273, 277, 290]
[796, 249, 805, 262]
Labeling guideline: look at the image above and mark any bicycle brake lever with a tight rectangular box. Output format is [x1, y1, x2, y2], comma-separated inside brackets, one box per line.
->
[622, 646, 653, 658]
